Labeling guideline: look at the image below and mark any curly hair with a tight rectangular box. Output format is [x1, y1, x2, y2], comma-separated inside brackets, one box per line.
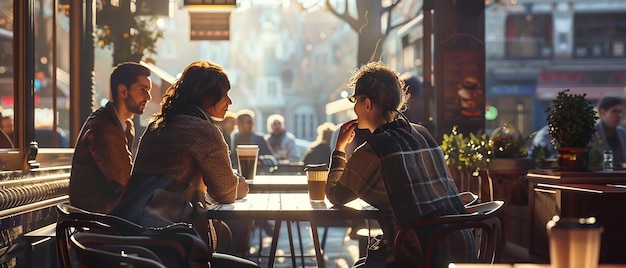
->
[152, 60, 230, 128]
[348, 61, 408, 120]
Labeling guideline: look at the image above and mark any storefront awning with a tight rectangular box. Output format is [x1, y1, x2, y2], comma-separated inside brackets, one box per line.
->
[536, 70, 626, 100]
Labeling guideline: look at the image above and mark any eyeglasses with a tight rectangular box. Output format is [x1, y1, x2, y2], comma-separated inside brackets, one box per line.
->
[347, 94, 364, 103]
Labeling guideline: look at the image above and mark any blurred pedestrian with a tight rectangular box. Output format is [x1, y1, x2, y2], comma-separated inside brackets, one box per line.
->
[590, 96, 626, 166]
[216, 110, 237, 150]
[1, 115, 14, 145]
[231, 109, 275, 170]
[265, 114, 300, 162]
[301, 122, 336, 166]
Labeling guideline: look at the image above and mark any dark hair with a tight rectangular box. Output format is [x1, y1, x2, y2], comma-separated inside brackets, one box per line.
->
[152, 60, 230, 128]
[110, 62, 151, 102]
[348, 61, 407, 119]
[597, 96, 622, 111]
[400, 74, 422, 97]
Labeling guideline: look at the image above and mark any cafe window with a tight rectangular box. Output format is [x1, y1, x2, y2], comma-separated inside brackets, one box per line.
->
[34, 0, 71, 148]
[573, 12, 626, 59]
[505, 14, 553, 59]
[0, 9, 13, 149]
[0, 0, 76, 170]
[293, 106, 316, 142]
[266, 79, 278, 98]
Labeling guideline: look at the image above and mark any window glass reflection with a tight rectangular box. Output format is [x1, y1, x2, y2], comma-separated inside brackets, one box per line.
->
[0, 0, 14, 148]
[33, 0, 70, 147]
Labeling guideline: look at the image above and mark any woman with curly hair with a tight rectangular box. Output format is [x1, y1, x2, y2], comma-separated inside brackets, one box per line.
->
[112, 60, 257, 267]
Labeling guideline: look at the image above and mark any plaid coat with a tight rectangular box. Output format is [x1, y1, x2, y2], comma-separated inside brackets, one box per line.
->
[326, 119, 475, 267]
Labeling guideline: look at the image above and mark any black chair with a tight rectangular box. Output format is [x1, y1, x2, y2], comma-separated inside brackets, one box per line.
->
[459, 191, 479, 207]
[354, 191, 482, 258]
[56, 204, 210, 268]
[394, 200, 504, 268]
[56, 204, 148, 267]
[69, 232, 167, 268]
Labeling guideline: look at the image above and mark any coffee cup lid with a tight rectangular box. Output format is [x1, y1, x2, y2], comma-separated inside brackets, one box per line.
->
[236, 145, 259, 149]
[305, 163, 328, 172]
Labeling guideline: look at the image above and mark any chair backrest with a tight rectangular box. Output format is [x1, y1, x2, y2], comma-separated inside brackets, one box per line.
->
[70, 232, 167, 268]
[394, 200, 504, 268]
[56, 204, 146, 268]
[56, 203, 210, 268]
[460, 191, 479, 207]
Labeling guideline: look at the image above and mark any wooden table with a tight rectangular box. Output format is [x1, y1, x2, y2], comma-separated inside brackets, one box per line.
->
[527, 169, 626, 263]
[208, 193, 379, 268]
[246, 174, 308, 193]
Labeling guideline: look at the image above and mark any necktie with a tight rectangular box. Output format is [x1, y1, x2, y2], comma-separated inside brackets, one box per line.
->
[125, 120, 135, 152]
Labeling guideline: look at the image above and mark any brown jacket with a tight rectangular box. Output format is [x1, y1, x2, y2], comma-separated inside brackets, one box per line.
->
[112, 111, 238, 250]
[69, 102, 134, 213]
[130, 114, 238, 203]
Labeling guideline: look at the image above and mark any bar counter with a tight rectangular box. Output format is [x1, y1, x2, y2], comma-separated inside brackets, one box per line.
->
[527, 169, 626, 263]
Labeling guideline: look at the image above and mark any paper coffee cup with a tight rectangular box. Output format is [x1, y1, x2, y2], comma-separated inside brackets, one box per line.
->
[547, 216, 603, 268]
[305, 164, 328, 202]
[236, 145, 259, 180]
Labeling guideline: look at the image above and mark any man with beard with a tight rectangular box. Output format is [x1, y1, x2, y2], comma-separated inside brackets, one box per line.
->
[69, 62, 152, 213]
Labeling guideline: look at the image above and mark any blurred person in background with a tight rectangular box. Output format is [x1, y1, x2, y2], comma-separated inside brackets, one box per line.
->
[231, 109, 275, 170]
[301, 122, 336, 166]
[229, 109, 276, 255]
[265, 113, 300, 163]
[590, 96, 626, 166]
[1, 115, 14, 145]
[399, 73, 425, 124]
[216, 110, 237, 150]
[0, 114, 13, 148]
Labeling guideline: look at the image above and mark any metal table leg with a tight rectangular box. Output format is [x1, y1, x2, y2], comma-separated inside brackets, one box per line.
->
[309, 220, 325, 268]
[268, 220, 282, 268]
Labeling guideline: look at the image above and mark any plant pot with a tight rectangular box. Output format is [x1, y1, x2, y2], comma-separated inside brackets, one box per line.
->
[557, 147, 590, 171]
[488, 158, 535, 172]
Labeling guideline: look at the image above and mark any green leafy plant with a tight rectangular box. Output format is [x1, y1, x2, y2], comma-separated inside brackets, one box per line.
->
[545, 89, 598, 148]
[97, 16, 164, 63]
[530, 144, 552, 168]
[441, 126, 492, 174]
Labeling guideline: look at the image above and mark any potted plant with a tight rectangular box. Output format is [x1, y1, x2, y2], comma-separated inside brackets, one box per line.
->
[545, 89, 599, 171]
[441, 126, 491, 192]
[488, 122, 534, 171]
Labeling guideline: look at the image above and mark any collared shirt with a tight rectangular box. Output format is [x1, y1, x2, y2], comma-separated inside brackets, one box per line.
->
[110, 104, 132, 133]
